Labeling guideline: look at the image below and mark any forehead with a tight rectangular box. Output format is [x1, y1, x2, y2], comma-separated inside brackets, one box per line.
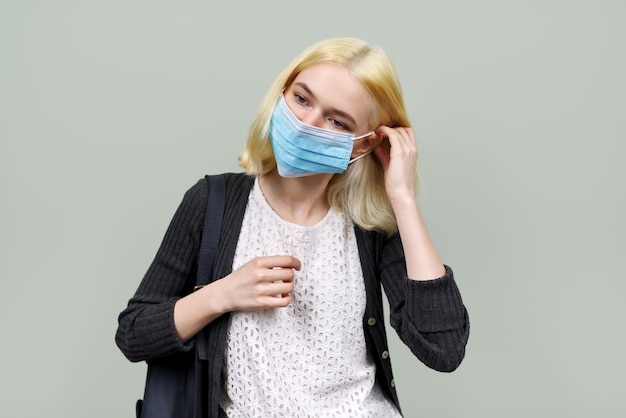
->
[290, 62, 373, 124]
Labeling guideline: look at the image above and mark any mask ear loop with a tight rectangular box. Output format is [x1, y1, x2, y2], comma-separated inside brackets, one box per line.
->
[348, 150, 373, 164]
[348, 131, 376, 164]
[353, 131, 376, 140]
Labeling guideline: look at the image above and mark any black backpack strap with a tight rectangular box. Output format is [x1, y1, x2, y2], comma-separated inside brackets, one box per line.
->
[195, 174, 226, 289]
[194, 175, 226, 418]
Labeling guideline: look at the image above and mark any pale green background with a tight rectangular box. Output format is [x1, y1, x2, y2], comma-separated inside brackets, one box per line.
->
[1, 1, 624, 417]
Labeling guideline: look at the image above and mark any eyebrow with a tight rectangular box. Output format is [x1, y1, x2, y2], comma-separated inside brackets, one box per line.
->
[293, 82, 357, 127]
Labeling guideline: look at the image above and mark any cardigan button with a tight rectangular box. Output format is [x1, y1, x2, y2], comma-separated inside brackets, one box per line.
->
[367, 317, 377, 326]
[381, 350, 389, 360]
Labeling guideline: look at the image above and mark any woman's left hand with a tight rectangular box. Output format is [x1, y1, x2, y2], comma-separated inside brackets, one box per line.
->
[372, 126, 418, 202]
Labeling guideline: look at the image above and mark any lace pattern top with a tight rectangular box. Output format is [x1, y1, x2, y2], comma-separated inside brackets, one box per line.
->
[220, 178, 401, 417]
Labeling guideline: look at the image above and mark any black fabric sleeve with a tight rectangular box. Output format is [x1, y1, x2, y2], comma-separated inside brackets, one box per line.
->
[380, 233, 470, 372]
[115, 179, 208, 362]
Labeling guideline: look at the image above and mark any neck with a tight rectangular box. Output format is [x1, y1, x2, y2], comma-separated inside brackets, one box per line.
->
[258, 170, 333, 227]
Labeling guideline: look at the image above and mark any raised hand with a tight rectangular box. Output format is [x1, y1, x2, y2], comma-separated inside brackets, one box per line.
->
[372, 126, 418, 203]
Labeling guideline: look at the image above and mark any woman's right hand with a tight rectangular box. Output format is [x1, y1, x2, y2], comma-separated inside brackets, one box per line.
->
[174, 255, 301, 343]
[220, 255, 301, 312]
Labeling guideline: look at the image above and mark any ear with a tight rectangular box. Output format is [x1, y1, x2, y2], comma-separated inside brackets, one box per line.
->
[351, 133, 383, 159]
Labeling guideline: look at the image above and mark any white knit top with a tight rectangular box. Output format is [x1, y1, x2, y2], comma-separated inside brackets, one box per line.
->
[220, 179, 401, 417]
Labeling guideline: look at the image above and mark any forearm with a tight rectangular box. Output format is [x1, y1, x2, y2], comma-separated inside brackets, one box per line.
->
[117, 274, 228, 360]
[391, 194, 445, 281]
[173, 279, 229, 343]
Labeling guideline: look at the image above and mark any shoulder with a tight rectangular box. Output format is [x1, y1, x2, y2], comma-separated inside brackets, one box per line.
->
[186, 173, 254, 198]
[222, 172, 255, 192]
[186, 173, 255, 212]
[179, 177, 209, 216]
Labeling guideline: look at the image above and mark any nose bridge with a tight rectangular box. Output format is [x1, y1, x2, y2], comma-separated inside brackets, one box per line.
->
[300, 108, 324, 128]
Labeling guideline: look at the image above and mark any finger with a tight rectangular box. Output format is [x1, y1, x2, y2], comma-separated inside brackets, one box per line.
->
[398, 127, 417, 150]
[255, 255, 302, 271]
[375, 126, 404, 153]
[377, 126, 417, 159]
[377, 126, 415, 145]
[262, 293, 292, 308]
[372, 143, 390, 168]
[264, 267, 296, 283]
[267, 280, 294, 296]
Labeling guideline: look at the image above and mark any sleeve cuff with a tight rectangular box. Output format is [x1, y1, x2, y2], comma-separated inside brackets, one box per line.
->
[404, 265, 468, 333]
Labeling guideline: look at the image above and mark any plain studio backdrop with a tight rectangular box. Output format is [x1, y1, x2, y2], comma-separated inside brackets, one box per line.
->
[1, 1, 624, 417]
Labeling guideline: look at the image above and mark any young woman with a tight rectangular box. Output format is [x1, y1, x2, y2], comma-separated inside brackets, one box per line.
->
[116, 37, 469, 418]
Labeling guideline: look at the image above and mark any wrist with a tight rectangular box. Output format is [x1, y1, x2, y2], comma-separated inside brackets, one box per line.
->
[389, 192, 418, 212]
[195, 279, 230, 318]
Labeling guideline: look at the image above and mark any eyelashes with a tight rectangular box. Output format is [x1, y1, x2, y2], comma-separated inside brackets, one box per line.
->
[290, 92, 351, 131]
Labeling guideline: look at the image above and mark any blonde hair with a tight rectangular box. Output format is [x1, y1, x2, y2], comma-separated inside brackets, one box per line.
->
[239, 37, 416, 235]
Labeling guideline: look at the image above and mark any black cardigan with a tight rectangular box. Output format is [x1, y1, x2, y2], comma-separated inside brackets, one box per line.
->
[116, 173, 469, 417]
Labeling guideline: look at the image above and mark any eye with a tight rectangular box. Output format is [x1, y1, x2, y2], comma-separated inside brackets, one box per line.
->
[329, 118, 349, 131]
[294, 93, 310, 107]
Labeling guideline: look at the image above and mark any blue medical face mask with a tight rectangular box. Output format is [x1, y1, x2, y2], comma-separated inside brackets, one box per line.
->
[269, 94, 375, 178]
